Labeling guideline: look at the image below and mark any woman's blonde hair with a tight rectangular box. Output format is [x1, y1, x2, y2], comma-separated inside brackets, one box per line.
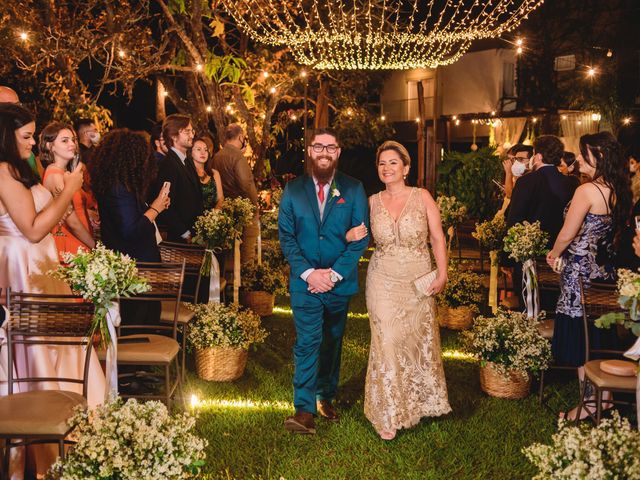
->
[376, 140, 411, 167]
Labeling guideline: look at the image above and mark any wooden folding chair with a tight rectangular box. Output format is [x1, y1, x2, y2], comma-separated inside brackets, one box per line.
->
[0, 291, 95, 476]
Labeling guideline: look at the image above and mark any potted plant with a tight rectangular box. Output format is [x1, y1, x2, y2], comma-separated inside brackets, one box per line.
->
[187, 302, 267, 381]
[436, 195, 467, 252]
[437, 262, 483, 330]
[472, 214, 507, 313]
[47, 398, 207, 479]
[523, 411, 640, 478]
[462, 309, 552, 399]
[240, 260, 288, 316]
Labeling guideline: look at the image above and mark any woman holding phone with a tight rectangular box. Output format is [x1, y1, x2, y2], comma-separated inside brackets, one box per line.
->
[90, 129, 169, 262]
[40, 122, 96, 258]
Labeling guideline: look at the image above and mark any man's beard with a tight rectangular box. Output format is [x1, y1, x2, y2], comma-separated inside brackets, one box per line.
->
[310, 155, 337, 183]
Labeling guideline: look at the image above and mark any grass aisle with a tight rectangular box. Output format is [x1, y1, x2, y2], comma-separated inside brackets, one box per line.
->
[187, 259, 578, 480]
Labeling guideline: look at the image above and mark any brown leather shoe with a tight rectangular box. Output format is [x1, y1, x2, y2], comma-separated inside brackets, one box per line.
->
[284, 411, 316, 434]
[316, 400, 339, 422]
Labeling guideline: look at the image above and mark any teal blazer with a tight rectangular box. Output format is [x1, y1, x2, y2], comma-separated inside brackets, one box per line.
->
[278, 172, 370, 297]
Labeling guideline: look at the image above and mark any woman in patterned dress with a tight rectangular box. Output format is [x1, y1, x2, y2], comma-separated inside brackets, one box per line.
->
[546, 132, 632, 420]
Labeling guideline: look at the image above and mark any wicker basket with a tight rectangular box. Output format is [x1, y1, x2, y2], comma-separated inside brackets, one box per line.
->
[240, 290, 275, 316]
[195, 347, 248, 381]
[439, 305, 475, 330]
[479, 361, 531, 399]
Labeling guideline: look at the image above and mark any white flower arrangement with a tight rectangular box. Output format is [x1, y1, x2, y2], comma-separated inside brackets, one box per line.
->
[523, 411, 640, 479]
[462, 309, 552, 377]
[50, 243, 150, 347]
[47, 398, 207, 479]
[503, 220, 549, 263]
[187, 302, 267, 351]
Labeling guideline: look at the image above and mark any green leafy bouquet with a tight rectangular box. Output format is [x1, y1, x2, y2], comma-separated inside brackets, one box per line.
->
[50, 243, 149, 347]
[47, 398, 207, 479]
[462, 309, 551, 377]
[187, 302, 267, 351]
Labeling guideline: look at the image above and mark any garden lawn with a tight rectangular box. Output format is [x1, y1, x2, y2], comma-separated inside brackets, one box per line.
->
[187, 259, 580, 480]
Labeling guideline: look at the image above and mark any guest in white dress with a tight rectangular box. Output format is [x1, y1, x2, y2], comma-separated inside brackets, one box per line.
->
[0, 104, 106, 478]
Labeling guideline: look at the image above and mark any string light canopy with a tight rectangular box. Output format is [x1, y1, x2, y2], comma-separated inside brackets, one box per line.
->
[221, 0, 544, 70]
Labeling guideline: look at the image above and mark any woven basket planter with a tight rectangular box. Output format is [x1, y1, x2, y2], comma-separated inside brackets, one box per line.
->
[439, 305, 475, 330]
[195, 347, 248, 381]
[240, 290, 275, 317]
[479, 361, 531, 399]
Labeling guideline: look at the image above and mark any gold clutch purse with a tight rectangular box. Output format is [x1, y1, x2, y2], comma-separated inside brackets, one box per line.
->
[413, 269, 438, 296]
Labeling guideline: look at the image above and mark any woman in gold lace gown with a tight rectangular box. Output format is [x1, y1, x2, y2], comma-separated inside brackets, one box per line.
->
[356, 141, 451, 440]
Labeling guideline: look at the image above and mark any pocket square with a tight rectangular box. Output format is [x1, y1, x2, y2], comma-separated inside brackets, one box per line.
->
[337, 198, 346, 204]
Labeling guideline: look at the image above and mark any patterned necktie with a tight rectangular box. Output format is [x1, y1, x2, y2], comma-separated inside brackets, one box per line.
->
[317, 181, 326, 203]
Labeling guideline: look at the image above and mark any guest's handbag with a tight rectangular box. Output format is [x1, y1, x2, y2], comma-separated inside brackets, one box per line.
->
[413, 269, 439, 296]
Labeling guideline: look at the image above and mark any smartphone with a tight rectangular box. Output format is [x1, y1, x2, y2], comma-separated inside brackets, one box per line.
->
[162, 181, 171, 196]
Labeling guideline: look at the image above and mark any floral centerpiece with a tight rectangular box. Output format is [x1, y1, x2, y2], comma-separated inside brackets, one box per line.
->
[462, 309, 552, 398]
[240, 260, 288, 316]
[437, 262, 483, 330]
[503, 220, 549, 318]
[187, 302, 267, 381]
[523, 411, 640, 479]
[47, 398, 207, 479]
[436, 195, 467, 251]
[472, 214, 507, 313]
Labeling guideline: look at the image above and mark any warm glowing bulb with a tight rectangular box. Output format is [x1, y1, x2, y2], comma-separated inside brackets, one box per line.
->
[587, 67, 596, 77]
[206, 105, 212, 112]
[262, 71, 269, 78]
[19, 31, 28, 41]
[269, 87, 276, 94]
[118, 49, 126, 58]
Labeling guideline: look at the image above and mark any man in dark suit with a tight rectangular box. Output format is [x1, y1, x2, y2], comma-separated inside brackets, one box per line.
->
[154, 114, 203, 242]
[507, 135, 577, 309]
[278, 128, 370, 434]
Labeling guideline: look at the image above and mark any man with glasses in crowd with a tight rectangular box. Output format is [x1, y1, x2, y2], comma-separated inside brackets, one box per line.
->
[212, 123, 259, 263]
[154, 113, 203, 242]
[278, 128, 369, 434]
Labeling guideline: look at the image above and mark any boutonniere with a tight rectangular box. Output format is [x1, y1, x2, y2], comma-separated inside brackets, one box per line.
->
[330, 179, 340, 198]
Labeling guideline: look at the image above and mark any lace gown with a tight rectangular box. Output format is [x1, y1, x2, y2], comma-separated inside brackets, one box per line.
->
[364, 188, 451, 435]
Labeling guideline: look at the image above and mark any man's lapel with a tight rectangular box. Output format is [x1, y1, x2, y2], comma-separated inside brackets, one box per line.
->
[321, 174, 340, 227]
[304, 175, 321, 225]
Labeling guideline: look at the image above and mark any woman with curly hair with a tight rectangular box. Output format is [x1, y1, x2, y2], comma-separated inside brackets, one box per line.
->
[90, 129, 170, 262]
[40, 122, 96, 258]
[546, 131, 632, 420]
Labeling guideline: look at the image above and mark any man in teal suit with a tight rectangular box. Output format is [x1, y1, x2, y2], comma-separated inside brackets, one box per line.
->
[279, 128, 370, 434]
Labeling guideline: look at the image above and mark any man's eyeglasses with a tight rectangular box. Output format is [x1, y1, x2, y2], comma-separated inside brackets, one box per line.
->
[311, 143, 338, 154]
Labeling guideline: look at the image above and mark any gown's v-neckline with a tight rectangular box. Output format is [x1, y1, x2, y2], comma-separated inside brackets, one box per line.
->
[379, 187, 414, 223]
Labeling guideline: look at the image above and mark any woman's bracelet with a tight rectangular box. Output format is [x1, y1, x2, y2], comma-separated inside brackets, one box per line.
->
[149, 206, 160, 214]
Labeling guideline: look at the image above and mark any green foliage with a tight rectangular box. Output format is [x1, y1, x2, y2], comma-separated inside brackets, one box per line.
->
[436, 147, 503, 221]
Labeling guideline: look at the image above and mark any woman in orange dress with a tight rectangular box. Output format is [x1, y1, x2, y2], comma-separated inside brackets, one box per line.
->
[40, 122, 95, 258]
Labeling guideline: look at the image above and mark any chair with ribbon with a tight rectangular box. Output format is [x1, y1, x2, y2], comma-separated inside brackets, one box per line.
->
[159, 241, 226, 377]
[0, 290, 95, 476]
[574, 279, 636, 424]
[100, 261, 185, 407]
